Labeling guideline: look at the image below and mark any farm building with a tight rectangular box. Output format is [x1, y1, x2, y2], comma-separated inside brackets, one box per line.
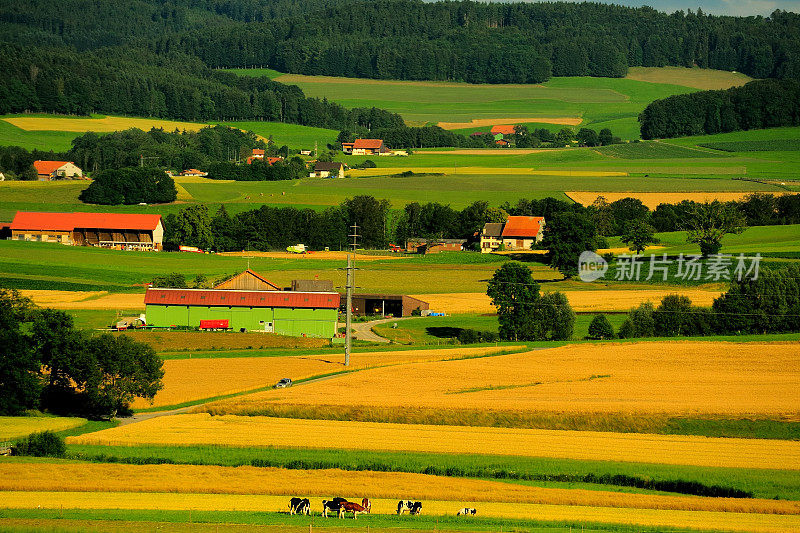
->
[342, 139, 390, 156]
[406, 238, 467, 254]
[180, 169, 208, 177]
[480, 216, 545, 253]
[214, 269, 281, 291]
[309, 161, 345, 178]
[33, 161, 83, 181]
[8, 211, 163, 250]
[144, 288, 340, 337]
[350, 294, 428, 317]
[490, 125, 517, 138]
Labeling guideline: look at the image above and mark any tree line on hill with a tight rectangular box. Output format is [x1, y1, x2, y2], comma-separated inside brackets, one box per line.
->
[639, 79, 800, 139]
[2, 1, 798, 85]
[0, 289, 163, 418]
[0, 43, 404, 132]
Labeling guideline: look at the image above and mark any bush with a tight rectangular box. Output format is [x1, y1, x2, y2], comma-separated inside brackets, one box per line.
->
[411, 307, 422, 317]
[618, 302, 655, 338]
[361, 159, 376, 168]
[587, 314, 615, 339]
[12, 430, 66, 457]
[79, 167, 177, 205]
[457, 329, 499, 344]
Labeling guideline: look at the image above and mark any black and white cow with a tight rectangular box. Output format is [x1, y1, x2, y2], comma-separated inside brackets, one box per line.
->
[322, 498, 348, 518]
[288, 497, 310, 515]
[456, 508, 477, 516]
[397, 500, 422, 515]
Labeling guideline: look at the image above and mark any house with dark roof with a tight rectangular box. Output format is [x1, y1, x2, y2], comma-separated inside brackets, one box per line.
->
[309, 161, 345, 178]
[406, 238, 467, 254]
[9, 211, 163, 250]
[480, 216, 545, 253]
[33, 161, 83, 181]
[342, 139, 390, 156]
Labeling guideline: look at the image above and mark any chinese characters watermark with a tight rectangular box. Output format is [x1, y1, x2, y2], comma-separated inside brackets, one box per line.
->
[579, 252, 760, 283]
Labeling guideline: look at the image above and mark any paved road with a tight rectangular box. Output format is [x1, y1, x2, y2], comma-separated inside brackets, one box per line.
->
[351, 316, 411, 343]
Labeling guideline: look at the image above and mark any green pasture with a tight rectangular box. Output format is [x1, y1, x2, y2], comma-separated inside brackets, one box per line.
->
[64, 444, 800, 500]
[248, 72, 701, 139]
[221, 120, 338, 149]
[0, 508, 702, 533]
[0, 118, 80, 152]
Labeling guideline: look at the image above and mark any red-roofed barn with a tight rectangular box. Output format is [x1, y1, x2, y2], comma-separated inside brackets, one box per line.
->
[342, 139, 389, 155]
[480, 216, 545, 253]
[9, 211, 163, 250]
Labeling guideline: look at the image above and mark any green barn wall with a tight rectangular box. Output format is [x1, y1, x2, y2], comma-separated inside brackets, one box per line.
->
[145, 304, 337, 338]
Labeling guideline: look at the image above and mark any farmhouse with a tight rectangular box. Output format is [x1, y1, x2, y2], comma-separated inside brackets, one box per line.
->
[33, 161, 83, 181]
[480, 216, 545, 253]
[342, 139, 390, 156]
[309, 161, 345, 178]
[350, 293, 429, 317]
[180, 169, 208, 177]
[8, 211, 163, 250]
[406, 238, 467, 254]
[144, 288, 340, 337]
[490, 125, 517, 138]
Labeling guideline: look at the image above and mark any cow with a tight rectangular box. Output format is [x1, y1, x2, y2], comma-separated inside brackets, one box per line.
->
[288, 497, 310, 515]
[361, 498, 372, 513]
[339, 501, 367, 519]
[322, 498, 348, 518]
[457, 508, 477, 516]
[397, 500, 422, 515]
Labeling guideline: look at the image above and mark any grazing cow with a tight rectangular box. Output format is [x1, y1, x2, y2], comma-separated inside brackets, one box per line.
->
[288, 497, 310, 515]
[457, 508, 477, 516]
[322, 498, 348, 518]
[397, 500, 422, 515]
[361, 498, 372, 513]
[339, 501, 367, 519]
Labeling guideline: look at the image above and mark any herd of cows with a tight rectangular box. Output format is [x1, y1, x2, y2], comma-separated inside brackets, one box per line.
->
[288, 497, 477, 518]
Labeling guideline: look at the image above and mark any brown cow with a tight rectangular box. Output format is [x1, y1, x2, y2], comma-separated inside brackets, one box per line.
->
[339, 501, 367, 519]
[361, 498, 371, 513]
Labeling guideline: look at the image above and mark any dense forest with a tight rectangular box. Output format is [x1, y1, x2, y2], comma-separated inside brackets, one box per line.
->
[1, 1, 798, 95]
[639, 79, 800, 138]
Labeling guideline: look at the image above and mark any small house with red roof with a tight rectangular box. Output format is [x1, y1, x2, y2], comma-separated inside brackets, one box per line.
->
[490, 125, 517, 140]
[9, 211, 163, 250]
[342, 139, 390, 156]
[33, 161, 83, 181]
[180, 169, 208, 177]
[480, 216, 545, 253]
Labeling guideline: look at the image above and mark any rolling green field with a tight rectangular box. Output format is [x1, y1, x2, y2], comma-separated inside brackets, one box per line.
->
[224, 67, 751, 139]
[0, 118, 81, 152]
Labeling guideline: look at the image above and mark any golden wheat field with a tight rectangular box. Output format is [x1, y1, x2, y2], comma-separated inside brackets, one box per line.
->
[2, 462, 799, 516]
[625, 66, 752, 90]
[412, 289, 721, 314]
[20, 290, 145, 310]
[198, 342, 800, 418]
[566, 191, 783, 209]
[437, 117, 583, 129]
[0, 416, 85, 440]
[3, 115, 209, 133]
[3, 491, 798, 532]
[132, 345, 519, 408]
[71, 413, 800, 470]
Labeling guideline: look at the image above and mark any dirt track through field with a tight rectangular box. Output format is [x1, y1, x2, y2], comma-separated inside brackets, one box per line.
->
[438, 117, 583, 129]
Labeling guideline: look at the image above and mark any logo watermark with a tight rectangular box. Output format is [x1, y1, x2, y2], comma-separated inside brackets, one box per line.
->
[579, 252, 761, 283]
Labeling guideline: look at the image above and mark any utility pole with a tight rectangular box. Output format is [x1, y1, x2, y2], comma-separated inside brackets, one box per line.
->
[344, 224, 359, 366]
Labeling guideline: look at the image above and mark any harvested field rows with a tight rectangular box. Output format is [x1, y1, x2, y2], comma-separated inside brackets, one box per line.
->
[566, 191, 785, 209]
[133, 346, 518, 408]
[72, 413, 800, 470]
[20, 290, 145, 310]
[118, 331, 328, 353]
[0, 416, 85, 440]
[3, 491, 799, 532]
[197, 342, 800, 419]
[415, 289, 722, 314]
[2, 463, 799, 515]
[437, 117, 583, 129]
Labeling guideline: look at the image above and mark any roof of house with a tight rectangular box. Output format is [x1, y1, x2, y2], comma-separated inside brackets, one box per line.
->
[353, 139, 385, 149]
[144, 288, 340, 309]
[252, 148, 265, 155]
[469, 131, 489, 136]
[214, 269, 281, 291]
[481, 222, 504, 237]
[267, 157, 283, 165]
[9, 211, 162, 232]
[492, 124, 515, 135]
[501, 216, 545, 238]
[33, 161, 74, 175]
[490, 125, 517, 135]
[495, 139, 510, 145]
[314, 161, 344, 171]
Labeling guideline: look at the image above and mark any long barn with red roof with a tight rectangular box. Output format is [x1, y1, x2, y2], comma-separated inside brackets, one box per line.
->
[8, 211, 163, 250]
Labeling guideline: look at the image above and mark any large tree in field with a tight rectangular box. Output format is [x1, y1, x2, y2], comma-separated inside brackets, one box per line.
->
[542, 212, 598, 278]
[684, 200, 746, 256]
[487, 262, 541, 341]
[0, 290, 40, 415]
[621, 219, 657, 254]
